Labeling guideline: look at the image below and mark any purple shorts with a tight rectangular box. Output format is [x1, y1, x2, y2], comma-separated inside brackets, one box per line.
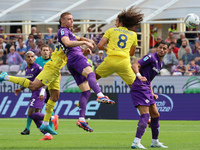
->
[67, 54, 91, 86]
[29, 89, 46, 110]
[130, 84, 155, 107]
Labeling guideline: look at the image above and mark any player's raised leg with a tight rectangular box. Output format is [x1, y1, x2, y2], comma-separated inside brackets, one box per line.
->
[76, 88, 93, 132]
[82, 67, 115, 104]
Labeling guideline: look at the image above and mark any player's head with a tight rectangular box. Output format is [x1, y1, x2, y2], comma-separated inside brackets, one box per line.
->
[25, 51, 35, 65]
[116, 6, 143, 29]
[60, 12, 73, 28]
[157, 40, 169, 58]
[41, 44, 50, 59]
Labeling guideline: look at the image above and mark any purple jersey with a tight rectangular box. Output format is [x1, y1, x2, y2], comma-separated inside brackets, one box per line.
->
[131, 53, 163, 107]
[57, 27, 82, 58]
[133, 53, 163, 87]
[25, 63, 45, 109]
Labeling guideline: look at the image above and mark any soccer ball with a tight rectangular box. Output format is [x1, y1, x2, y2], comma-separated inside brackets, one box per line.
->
[184, 13, 200, 29]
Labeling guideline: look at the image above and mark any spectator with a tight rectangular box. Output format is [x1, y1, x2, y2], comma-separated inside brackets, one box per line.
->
[162, 46, 178, 72]
[25, 33, 36, 48]
[27, 39, 39, 56]
[31, 26, 37, 39]
[7, 45, 23, 65]
[154, 36, 162, 48]
[35, 31, 45, 45]
[74, 27, 82, 37]
[44, 27, 54, 42]
[93, 29, 103, 45]
[182, 46, 194, 65]
[149, 47, 157, 53]
[16, 40, 27, 59]
[194, 45, 200, 65]
[169, 42, 179, 58]
[149, 25, 157, 48]
[84, 27, 95, 40]
[0, 49, 7, 65]
[165, 31, 177, 44]
[93, 50, 105, 70]
[36, 39, 44, 55]
[0, 27, 7, 40]
[47, 38, 55, 51]
[5, 37, 16, 54]
[15, 28, 23, 40]
[178, 41, 191, 59]
[186, 59, 198, 76]
[192, 42, 200, 54]
[176, 32, 185, 48]
[195, 32, 200, 45]
[172, 59, 186, 76]
[0, 37, 6, 50]
[168, 23, 177, 32]
[16, 60, 27, 75]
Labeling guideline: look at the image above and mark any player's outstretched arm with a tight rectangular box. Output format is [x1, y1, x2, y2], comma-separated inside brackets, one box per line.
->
[97, 37, 107, 51]
[130, 46, 136, 56]
[61, 36, 94, 50]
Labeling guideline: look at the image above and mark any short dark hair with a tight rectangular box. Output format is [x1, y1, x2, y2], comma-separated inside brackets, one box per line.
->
[158, 40, 169, 48]
[170, 42, 176, 45]
[41, 44, 49, 51]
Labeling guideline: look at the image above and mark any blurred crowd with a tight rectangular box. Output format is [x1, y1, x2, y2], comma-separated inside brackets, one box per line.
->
[149, 24, 200, 76]
[0, 26, 106, 74]
[1, 24, 200, 76]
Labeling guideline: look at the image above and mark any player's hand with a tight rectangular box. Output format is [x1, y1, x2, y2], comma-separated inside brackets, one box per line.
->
[14, 89, 21, 96]
[90, 40, 97, 48]
[39, 95, 44, 100]
[138, 76, 147, 82]
[153, 94, 158, 100]
[85, 41, 94, 50]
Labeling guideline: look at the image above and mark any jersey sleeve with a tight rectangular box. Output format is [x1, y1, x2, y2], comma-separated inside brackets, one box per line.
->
[138, 54, 153, 67]
[103, 28, 111, 40]
[59, 28, 70, 39]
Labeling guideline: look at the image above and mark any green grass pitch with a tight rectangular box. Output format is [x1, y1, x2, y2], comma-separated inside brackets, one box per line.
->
[0, 119, 199, 150]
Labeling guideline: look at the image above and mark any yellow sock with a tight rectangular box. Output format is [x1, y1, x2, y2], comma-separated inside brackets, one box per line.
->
[8, 76, 30, 88]
[44, 99, 56, 122]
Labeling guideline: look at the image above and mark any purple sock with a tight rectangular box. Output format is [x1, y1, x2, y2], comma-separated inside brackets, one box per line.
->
[79, 90, 91, 118]
[87, 72, 101, 94]
[29, 113, 47, 135]
[150, 117, 160, 139]
[135, 113, 150, 138]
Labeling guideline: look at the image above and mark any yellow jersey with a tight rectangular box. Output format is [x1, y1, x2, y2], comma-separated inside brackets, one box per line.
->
[103, 26, 137, 58]
[51, 43, 68, 69]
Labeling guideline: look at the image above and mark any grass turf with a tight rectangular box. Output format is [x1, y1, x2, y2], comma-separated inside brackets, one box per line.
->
[0, 119, 199, 150]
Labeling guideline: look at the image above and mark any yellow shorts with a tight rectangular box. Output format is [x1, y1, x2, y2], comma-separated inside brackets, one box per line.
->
[36, 60, 60, 90]
[95, 56, 136, 85]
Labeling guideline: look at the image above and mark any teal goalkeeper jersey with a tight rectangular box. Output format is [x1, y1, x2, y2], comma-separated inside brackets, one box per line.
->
[35, 56, 51, 68]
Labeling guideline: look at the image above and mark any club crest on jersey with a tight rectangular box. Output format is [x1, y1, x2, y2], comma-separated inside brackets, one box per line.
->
[145, 99, 149, 103]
